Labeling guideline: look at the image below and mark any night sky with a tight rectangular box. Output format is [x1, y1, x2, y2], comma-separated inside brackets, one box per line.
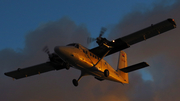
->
[1, 0, 180, 101]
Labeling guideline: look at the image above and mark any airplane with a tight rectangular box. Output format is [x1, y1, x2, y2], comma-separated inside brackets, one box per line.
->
[4, 18, 176, 87]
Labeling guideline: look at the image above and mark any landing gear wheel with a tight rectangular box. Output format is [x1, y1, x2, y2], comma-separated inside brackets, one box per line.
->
[72, 79, 78, 87]
[104, 69, 109, 77]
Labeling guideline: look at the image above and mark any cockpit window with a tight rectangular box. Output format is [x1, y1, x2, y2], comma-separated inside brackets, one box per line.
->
[75, 44, 79, 48]
[67, 43, 79, 49]
[67, 43, 75, 46]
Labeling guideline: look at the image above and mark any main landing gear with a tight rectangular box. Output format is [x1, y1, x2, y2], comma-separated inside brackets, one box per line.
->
[104, 69, 109, 77]
[72, 72, 87, 87]
[72, 70, 109, 87]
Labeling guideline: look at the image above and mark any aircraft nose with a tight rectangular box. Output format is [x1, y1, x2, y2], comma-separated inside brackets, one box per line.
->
[54, 46, 65, 55]
[54, 46, 73, 62]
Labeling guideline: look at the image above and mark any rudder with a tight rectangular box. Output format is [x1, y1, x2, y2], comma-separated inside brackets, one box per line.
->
[117, 51, 129, 83]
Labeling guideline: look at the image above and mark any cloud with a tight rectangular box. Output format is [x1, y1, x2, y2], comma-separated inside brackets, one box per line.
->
[107, 0, 180, 101]
[1, 0, 180, 101]
[0, 17, 91, 101]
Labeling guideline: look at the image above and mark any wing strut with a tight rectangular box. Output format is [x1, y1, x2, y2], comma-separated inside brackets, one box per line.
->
[94, 49, 111, 66]
[83, 46, 111, 67]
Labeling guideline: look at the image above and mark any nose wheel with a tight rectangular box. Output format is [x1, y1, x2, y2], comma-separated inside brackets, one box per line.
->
[72, 79, 78, 86]
[72, 72, 88, 87]
[65, 63, 70, 70]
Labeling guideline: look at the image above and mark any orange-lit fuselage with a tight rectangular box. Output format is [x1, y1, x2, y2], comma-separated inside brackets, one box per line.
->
[54, 44, 127, 84]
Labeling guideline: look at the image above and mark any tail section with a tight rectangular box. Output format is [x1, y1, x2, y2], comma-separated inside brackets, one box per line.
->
[117, 51, 149, 84]
[117, 51, 129, 83]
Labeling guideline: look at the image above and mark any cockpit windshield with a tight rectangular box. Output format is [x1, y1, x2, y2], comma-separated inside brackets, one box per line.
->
[67, 43, 79, 48]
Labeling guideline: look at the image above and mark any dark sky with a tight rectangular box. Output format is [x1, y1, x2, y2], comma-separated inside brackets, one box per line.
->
[1, 1, 180, 101]
[0, 0, 159, 50]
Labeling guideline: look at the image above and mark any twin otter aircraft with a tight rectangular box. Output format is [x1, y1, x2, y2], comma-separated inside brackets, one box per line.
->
[5, 19, 176, 87]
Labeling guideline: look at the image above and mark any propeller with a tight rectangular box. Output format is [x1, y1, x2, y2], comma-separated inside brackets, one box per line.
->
[99, 27, 107, 38]
[42, 46, 71, 69]
[43, 46, 50, 56]
[87, 27, 107, 44]
[42, 46, 54, 61]
[87, 37, 96, 44]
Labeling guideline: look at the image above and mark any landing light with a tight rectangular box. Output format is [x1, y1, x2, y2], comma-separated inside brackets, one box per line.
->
[112, 40, 115, 42]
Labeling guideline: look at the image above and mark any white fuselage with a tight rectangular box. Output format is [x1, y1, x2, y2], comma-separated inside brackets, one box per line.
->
[54, 43, 126, 83]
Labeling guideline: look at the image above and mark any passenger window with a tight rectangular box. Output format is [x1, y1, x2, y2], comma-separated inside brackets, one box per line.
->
[82, 49, 86, 53]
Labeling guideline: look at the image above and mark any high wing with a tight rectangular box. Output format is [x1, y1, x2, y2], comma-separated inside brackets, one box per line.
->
[4, 54, 68, 79]
[89, 18, 176, 57]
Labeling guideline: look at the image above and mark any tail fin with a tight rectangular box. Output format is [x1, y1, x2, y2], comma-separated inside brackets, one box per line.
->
[117, 51, 129, 83]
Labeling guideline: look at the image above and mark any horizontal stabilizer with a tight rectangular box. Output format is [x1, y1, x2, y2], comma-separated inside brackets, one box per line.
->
[120, 62, 149, 73]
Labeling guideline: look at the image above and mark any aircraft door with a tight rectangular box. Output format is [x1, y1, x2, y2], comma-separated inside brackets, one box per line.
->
[102, 61, 108, 71]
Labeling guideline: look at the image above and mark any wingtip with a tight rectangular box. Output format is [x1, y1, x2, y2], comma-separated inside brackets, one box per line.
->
[143, 62, 150, 67]
[4, 72, 8, 76]
[168, 18, 176, 27]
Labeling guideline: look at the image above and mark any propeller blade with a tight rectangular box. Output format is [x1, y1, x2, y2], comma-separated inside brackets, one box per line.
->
[87, 37, 96, 44]
[42, 46, 50, 55]
[87, 27, 107, 45]
[99, 27, 107, 37]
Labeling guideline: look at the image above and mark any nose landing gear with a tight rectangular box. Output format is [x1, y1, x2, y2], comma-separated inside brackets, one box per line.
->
[72, 79, 79, 87]
[72, 72, 88, 87]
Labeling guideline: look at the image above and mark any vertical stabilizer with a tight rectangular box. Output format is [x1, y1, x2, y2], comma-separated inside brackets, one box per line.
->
[117, 51, 129, 83]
